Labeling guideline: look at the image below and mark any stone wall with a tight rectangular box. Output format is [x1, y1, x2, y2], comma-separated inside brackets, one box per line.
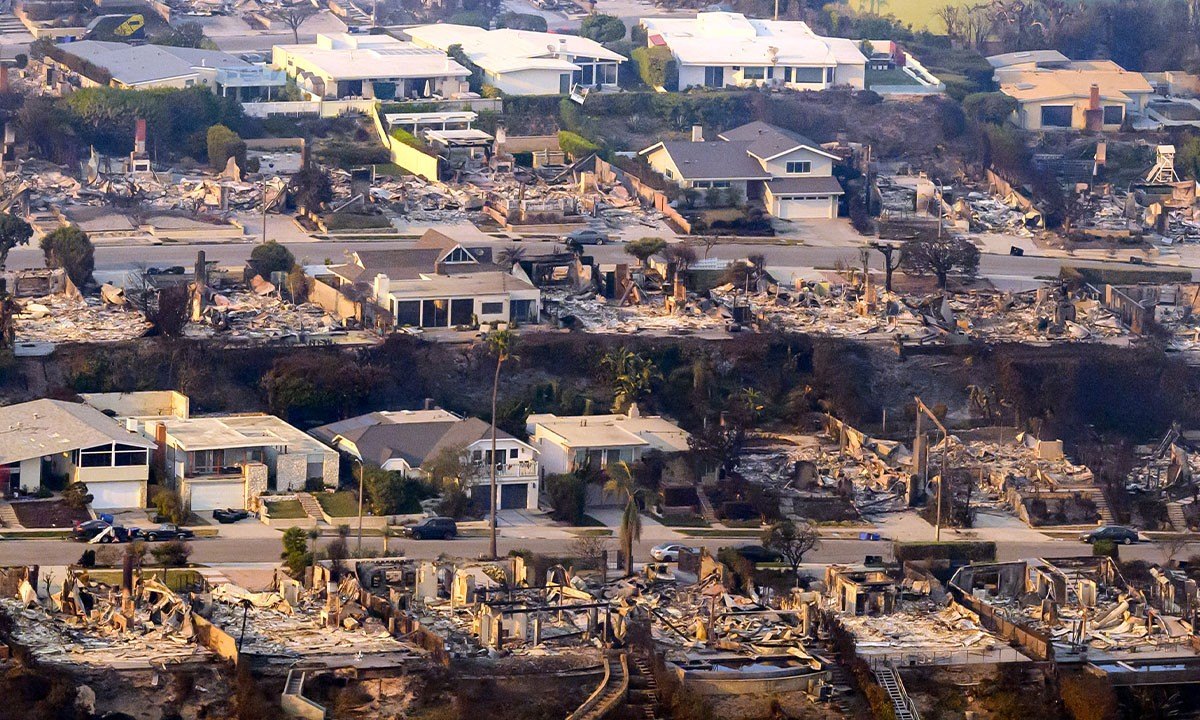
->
[275, 453, 308, 492]
[243, 462, 269, 508]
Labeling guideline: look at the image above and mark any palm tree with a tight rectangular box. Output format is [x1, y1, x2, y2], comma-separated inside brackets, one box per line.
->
[604, 461, 645, 576]
[497, 245, 527, 271]
[601, 348, 661, 412]
[487, 329, 516, 559]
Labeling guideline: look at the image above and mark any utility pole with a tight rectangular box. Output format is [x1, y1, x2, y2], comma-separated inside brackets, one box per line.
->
[915, 396, 949, 541]
[355, 459, 365, 553]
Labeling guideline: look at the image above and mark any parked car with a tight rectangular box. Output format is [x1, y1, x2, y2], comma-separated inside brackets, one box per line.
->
[142, 524, 195, 542]
[1080, 526, 1140, 545]
[72, 519, 113, 542]
[564, 228, 609, 246]
[650, 543, 699, 562]
[213, 508, 250, 524]
[733, 544, 782, 564]
[405, 517, 458, 540]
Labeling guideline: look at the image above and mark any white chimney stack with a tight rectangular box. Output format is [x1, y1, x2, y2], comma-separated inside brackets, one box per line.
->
[691, 125, 704, 142]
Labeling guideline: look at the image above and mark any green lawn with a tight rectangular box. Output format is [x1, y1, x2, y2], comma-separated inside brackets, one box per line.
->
[677, 529, 764, 538]
[264, 499, 308, 519]
[866, 67, 921, 88]
[315, 491, 363, 517]
[656, 514, 712, 528]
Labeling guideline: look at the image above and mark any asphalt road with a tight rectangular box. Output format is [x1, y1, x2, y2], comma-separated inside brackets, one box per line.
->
[0, 533, 1182, 566]
[9, 238, 1189, 281]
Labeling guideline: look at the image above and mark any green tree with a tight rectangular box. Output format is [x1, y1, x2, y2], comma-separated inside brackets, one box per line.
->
[206, 124, 247, 172]
[624, 237, 666, 268]
[602, 347, 661, 412]
[249, 240, 295, 278]
[604, 461, 646, 576]
[280, 526, 311, 577]
[447, 44, 485, 93]
[62, 481, 93, 510]
[580, 13, 626, 43]
[495, 11, 548, 30]
[150, 539, 192, 567]
[0, 212, 32, 270]
[363, 466, 427, 516]
[154, 488, 186, 524]
[487, 329, 516, 558]
[631, 46, 677, 90]
[962, 91, 1019, 124]
[40, 225, 94, 288]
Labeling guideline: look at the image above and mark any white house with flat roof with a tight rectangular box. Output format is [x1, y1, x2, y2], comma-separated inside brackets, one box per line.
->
[82, 391, 338, 511]
[405, 24, 625, 95]
[0, 399, 156, 509]
[272, 33, 471, 101]
[526, 407, 692, 476]
[639, 12, 866, 91]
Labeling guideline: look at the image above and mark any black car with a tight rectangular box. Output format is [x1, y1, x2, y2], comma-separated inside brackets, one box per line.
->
[72, 519, 112, 542]
[213, 508, 250, 524]
[1080, 526, 1140, 545]
[733, 544, 782, 564]
[72, 520, 135, 543]
[142, 524, 195, 542]
[406, 517, 458, 540]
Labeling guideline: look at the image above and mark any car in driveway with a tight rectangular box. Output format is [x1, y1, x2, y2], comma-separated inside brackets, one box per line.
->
[213, 508, 250, 524]
[404, 517, 458, 540]
[650, 543, 699, 562]
[564, 228, 609, 246]
[141, 524, 196, 542]
[1080, 525, 1141, 545]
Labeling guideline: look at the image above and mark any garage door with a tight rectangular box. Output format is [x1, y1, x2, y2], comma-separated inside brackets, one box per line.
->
[775, 196, 834, 219]
[189, 482, 245, 511]
[500, 483, 529, 510]
[89, 481, 144, 509]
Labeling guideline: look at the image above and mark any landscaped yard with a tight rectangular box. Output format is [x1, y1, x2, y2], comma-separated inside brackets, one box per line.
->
[315, 491, 362, 517]
[264, 499, 308, 519]
[866, 67, 922, 88]
[11, 500, 89, 528]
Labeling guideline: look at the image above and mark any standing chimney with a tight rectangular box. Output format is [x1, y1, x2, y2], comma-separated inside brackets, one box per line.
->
[0, 66, 10, 95]
[1088, 84, 1100, 111]
[134, 119, 147, 154]
[691, 125, 704, 142]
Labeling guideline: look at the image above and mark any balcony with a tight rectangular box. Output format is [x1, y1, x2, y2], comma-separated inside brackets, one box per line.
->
[474, 460, 538, 478]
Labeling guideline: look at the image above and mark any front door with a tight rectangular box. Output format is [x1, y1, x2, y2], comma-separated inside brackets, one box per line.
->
[560, 73, 571, 94]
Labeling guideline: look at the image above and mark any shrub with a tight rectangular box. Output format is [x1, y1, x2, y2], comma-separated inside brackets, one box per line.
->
[1092, 539, 1118, 559]
[249, 240, 295, 278]
[544, 473, 587, 524]
[580, 14, 625, 43]
[963, 92, 1019, 125]
[855, 89, 882, 105]
[893, 541, 996, 563]
[206, 124, 246, 171]
[40, 225, 94, 288]
[62, 482, 93, 510]
[151, 539, 192, 567]
[154, 489, 186, 524]
[631, 46, 677, 90]
[558, 130, 600, 159]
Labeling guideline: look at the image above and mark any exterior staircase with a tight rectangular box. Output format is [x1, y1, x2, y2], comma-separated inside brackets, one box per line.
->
[626, 655, 660, 719]
[567, 652, 629, 720]
[874, 664, 919, 720]
[1081, 487, 1115, 525]
[0, 502, 19, 529]
[281, 668, 327, 719]
[695, 487, 717, 524]
[296, 493, 326, 523]
[1168, 501, 1189, 532]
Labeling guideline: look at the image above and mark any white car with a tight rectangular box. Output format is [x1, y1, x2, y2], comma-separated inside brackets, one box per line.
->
[650, 543, 698, 562]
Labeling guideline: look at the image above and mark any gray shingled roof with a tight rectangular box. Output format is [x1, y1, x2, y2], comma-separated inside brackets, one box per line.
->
[718, 120, 822, 160]
[651, 140, 772, 181]
[60, 41, 249, 86]
[345, 417, 514, 468]
[0, 399, 155, 465]
[765, 176, 845, 195]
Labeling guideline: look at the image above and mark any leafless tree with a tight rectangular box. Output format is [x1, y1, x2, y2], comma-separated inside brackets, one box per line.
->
[281, 4, 317, 44]
[762, 519, 819, 585]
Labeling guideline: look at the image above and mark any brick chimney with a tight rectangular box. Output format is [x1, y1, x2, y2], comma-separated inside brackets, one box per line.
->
[134, 118, 147, 154]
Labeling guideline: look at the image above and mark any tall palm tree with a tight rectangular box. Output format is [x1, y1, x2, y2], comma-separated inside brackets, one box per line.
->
[604, 461, 644, 576]
[497, 245, 527, 271]
[487, 329, 515, 559]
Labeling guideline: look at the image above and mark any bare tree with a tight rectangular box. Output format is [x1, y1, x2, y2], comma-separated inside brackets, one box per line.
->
[901, 235, 980, 289]
[870, 241, 903, 292]
[281, 4, 317, 44]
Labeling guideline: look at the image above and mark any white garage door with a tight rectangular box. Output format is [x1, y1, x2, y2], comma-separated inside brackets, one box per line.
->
[89, 481, 144, 509]
[774, 196, 834, 219]
[189, 483, 245, 511]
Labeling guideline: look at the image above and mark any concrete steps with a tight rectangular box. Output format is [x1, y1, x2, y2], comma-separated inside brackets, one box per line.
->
[696, 487, 717, 524]
[628, 655, 660, 720]
[296, 493, 326, 522]
[1079, 487, 1115, 525]
[0, 503, 19, 529]
[1168, 501, 1189, 532]
[570, 653, 628, 720]
[874, 665, 918, 720]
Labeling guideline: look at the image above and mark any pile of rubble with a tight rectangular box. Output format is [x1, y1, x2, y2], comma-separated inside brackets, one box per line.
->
[543, 288, 728, 334]
[962, 192, 1036, 236]
[186, 291, 358, 344]
[14, 293, 152, 344]
[838, 602, 1000, 656]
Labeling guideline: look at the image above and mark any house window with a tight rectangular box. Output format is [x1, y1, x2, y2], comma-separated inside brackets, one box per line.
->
[1103, 105, 1124, 125]
[599, 63, 617, 84]
[421, 299, 449, 328]
[78, 445, 113, 468]
[114, 444, 147, 467]
[825, 67, 835, 83]
[510, 448, 519, 459]
[712, 181, 731, 188]
[704, 66, 724, 87]
[511, 299, 537, 323]
[792, 67, 824, 84]
[394, 301, 421, 327]
[784, 67, 792, 82]
[786, 161, 812, 174]
[481, 301, 504, 315]
[693, 181, 711, 188]
[192, 449, 226, 475]
[664, 167, 675, 180]
[450, 298, 473, 326]
[442, 246, 475, 264]
[743, 67, 767, 80]
[1040, 105, 1073, 127]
